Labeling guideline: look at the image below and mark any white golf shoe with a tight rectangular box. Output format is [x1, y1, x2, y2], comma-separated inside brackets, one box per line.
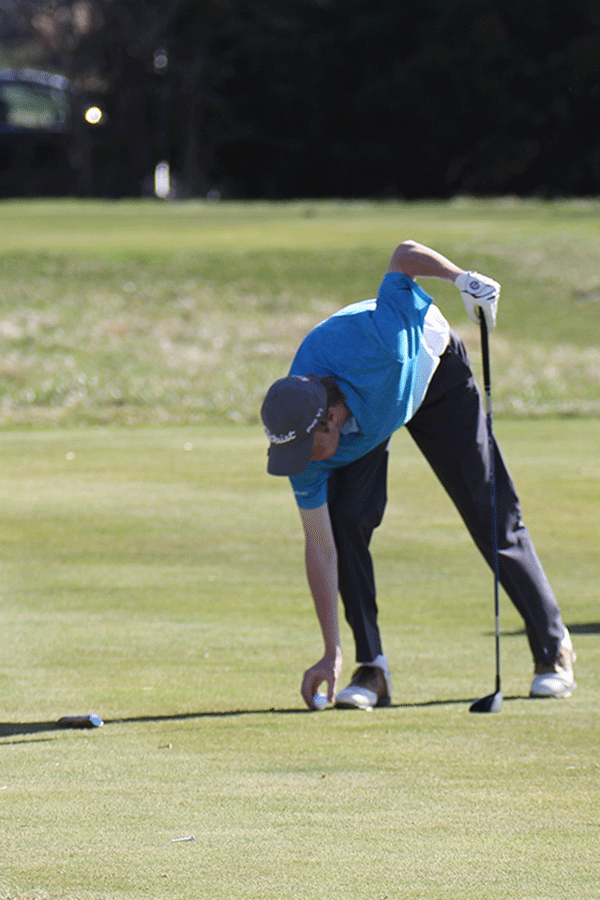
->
[335, 655, 392, 709]
[530, 628, 576, 698]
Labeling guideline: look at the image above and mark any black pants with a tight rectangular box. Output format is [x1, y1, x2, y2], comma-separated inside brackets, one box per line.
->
[327, 331, 565, 668]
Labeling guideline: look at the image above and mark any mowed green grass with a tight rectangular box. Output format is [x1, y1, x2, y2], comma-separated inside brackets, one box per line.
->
[0, 423, 599, 900]
[0, 200, 599, 899]
[1, 199, 600, 425]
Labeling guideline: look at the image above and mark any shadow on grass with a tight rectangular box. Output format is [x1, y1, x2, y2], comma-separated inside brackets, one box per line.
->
[4, 620, 593, 741]
[486, 621, 600, 637]
[562, 622, 599, 635]
[1, 694, 533, 740]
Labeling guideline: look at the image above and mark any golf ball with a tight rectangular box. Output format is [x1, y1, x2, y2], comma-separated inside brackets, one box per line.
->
[313, 693, 328, 710]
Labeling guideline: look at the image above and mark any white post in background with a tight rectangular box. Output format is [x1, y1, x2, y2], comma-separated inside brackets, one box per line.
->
[154, 161, 170, 198]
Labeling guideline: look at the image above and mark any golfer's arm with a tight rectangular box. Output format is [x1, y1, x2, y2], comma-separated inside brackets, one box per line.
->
[387, 240, 463, 282]
[298, 505, 340, 656]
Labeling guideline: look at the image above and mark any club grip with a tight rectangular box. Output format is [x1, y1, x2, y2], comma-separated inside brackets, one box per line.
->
[479, 311, 491, 394]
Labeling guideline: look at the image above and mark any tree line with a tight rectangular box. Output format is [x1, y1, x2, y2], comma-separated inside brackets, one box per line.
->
[2, 0, 599, 199]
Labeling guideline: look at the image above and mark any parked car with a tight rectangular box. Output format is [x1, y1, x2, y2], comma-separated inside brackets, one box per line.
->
[0, 68, 109, 197]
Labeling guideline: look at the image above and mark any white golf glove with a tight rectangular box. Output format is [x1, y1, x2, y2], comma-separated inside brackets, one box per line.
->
[455, 271, 500, 331]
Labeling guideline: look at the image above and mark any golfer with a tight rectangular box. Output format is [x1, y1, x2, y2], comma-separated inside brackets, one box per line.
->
[260, 240, 575, 709]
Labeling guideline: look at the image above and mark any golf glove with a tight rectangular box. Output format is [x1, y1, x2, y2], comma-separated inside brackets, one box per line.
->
[455, 271, 500, 331]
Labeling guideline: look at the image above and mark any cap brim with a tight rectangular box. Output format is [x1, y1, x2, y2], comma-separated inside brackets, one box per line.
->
[267, 434, 314, 476]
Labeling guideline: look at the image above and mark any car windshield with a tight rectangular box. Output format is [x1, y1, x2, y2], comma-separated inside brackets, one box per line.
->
[0, 83, 70, 128]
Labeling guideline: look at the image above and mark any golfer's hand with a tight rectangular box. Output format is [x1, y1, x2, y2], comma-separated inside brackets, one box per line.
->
[455, 271, 500, 331]
[301, 648, 342, 710]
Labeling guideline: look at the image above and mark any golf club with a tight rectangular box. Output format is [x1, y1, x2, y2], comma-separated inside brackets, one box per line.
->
[469, 310, 502, 714]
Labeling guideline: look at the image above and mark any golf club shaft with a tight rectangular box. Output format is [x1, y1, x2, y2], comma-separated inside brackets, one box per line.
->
[479, 312, 501, 695]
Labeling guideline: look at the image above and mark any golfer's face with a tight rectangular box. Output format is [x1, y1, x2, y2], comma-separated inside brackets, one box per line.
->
[311, 425, 340, 462]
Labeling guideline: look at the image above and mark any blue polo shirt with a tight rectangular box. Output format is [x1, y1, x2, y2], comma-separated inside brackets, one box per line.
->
[288, 272, 449, 509]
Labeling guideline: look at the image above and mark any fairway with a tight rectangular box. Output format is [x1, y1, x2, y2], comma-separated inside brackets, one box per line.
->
[0, 200, 599, 899]
[0, 422, 599, 900]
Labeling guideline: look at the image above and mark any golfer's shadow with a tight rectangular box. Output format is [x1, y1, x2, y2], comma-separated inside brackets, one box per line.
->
[503, 622, 599, 636]
[3, 620, 594, 740]
[0, 695, 525, 739]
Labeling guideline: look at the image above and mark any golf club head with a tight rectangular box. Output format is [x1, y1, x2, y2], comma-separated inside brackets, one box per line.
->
[469, 690, 502, 714]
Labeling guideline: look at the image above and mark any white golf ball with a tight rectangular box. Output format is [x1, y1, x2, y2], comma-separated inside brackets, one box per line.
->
[313, 693, 328, 710]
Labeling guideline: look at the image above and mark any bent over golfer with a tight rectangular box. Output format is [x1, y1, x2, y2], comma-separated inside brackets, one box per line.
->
[260, 240, 575, 709]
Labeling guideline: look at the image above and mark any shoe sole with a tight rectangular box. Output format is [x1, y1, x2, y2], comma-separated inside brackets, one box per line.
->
[335, 696, 391, 710]
[530, 684, 576, 699]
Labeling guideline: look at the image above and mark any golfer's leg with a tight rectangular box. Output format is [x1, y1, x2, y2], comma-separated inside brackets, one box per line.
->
[327, 440, 390, 663]
[406, 350, 564, 666]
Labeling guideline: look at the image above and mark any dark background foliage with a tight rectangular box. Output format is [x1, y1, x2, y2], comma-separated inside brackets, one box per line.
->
[1, 0, 599, 198]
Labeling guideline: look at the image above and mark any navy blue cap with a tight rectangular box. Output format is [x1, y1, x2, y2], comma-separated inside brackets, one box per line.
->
[260, 375, 328, 475]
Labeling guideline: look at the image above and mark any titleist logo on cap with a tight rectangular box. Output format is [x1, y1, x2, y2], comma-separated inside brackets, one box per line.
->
[264, 405, 324, 445]
[265, 428, 297, 445]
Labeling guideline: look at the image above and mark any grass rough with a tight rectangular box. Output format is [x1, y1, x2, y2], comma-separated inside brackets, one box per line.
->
[1, 199, 599, 426]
